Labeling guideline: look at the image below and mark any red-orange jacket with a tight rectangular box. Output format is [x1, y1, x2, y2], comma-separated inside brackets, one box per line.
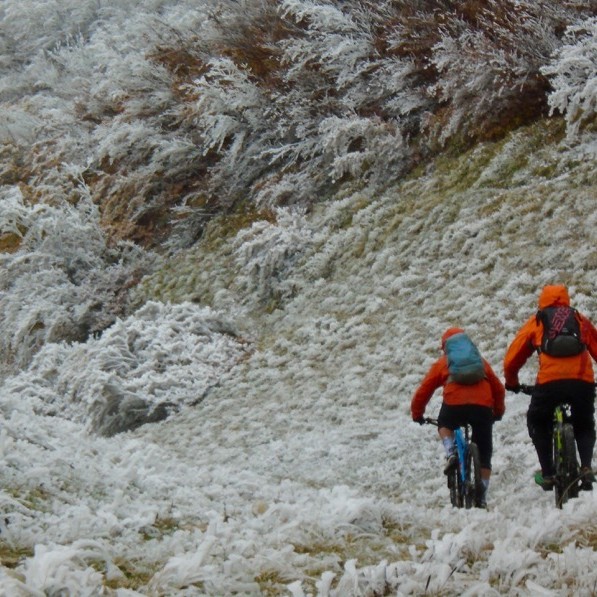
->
[504, 285, 597, 386]
[411, 356, 506, 420]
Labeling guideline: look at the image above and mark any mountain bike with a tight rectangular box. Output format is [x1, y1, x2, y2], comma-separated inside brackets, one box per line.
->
[519, 384, 581, 508]
[424, 418, 484, 508]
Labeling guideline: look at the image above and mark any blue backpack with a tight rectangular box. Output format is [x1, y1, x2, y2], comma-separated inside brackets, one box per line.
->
[444, 333, 486, 385]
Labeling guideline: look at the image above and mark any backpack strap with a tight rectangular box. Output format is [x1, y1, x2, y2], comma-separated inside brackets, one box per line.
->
[535, 309, 544, 354]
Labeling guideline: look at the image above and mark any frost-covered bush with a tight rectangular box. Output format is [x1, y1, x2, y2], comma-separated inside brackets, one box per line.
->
[416, 1, 593, 143]
[428, 19, 555, 143]
[232, 208, 321, 307]
[0, 170, 153, 369]
[542, 17, 597, 137]
[0, 0, 213, 248]
[151, 0, 595, 230]
[1, 0, 594, 252]
[1, 301, 248, 435]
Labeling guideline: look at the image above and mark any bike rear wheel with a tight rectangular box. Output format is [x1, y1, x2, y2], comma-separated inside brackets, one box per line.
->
[554, 422, 580, 508]
[465, 442, 484, 508]
[447, 457, 463, 508]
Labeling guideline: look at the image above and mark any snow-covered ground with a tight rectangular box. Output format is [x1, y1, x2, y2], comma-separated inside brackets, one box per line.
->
[1, 121, 597, 595]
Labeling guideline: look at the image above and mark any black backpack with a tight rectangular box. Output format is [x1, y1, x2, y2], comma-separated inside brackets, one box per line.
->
[536, 306, 585, 357]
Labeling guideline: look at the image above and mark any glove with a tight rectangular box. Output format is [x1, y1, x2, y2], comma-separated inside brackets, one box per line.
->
[505, 383, 521, 394]
[493, 414, 503, 422]
[413, 416, 425, 425]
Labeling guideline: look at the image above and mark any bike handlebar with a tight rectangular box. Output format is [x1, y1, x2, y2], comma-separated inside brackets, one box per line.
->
[511, 382, 597, 395]
[423, 417, 438, 426]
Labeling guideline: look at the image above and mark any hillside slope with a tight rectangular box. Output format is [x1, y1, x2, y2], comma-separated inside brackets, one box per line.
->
[1, 117, 596, 595]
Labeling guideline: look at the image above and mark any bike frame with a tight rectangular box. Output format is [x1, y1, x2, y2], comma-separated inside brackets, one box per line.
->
[553, 404, 565, 457]
[454, 426, 469, 485]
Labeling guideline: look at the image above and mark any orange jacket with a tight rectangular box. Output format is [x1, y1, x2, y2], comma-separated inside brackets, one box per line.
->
[411, 356, 506, 420]
[504, 285, 597, 386]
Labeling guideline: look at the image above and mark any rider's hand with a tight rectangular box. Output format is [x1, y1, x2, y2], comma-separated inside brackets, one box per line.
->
[493, 414, 503, 422]
[505, 383, 521, 394]
[413, 416, 425, 425]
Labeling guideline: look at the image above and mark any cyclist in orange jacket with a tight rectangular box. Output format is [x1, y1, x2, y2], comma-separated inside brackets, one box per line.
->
[411, 327, 505, 506]
[504, 284, 597, 490]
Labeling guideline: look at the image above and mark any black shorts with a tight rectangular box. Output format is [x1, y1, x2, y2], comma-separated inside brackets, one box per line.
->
[527, 379, 596, 437]
[437, 403, 494, 470]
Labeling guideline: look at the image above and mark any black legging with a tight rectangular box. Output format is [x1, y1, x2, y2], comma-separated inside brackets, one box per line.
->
[527, 379, 596, 475]
[437, 403, 494, 469]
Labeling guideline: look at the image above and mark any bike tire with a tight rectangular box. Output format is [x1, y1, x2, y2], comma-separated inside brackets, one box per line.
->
[554, 422, 580, 507]
[465, 442, 484, 508]
[447, 458, 463, 508]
